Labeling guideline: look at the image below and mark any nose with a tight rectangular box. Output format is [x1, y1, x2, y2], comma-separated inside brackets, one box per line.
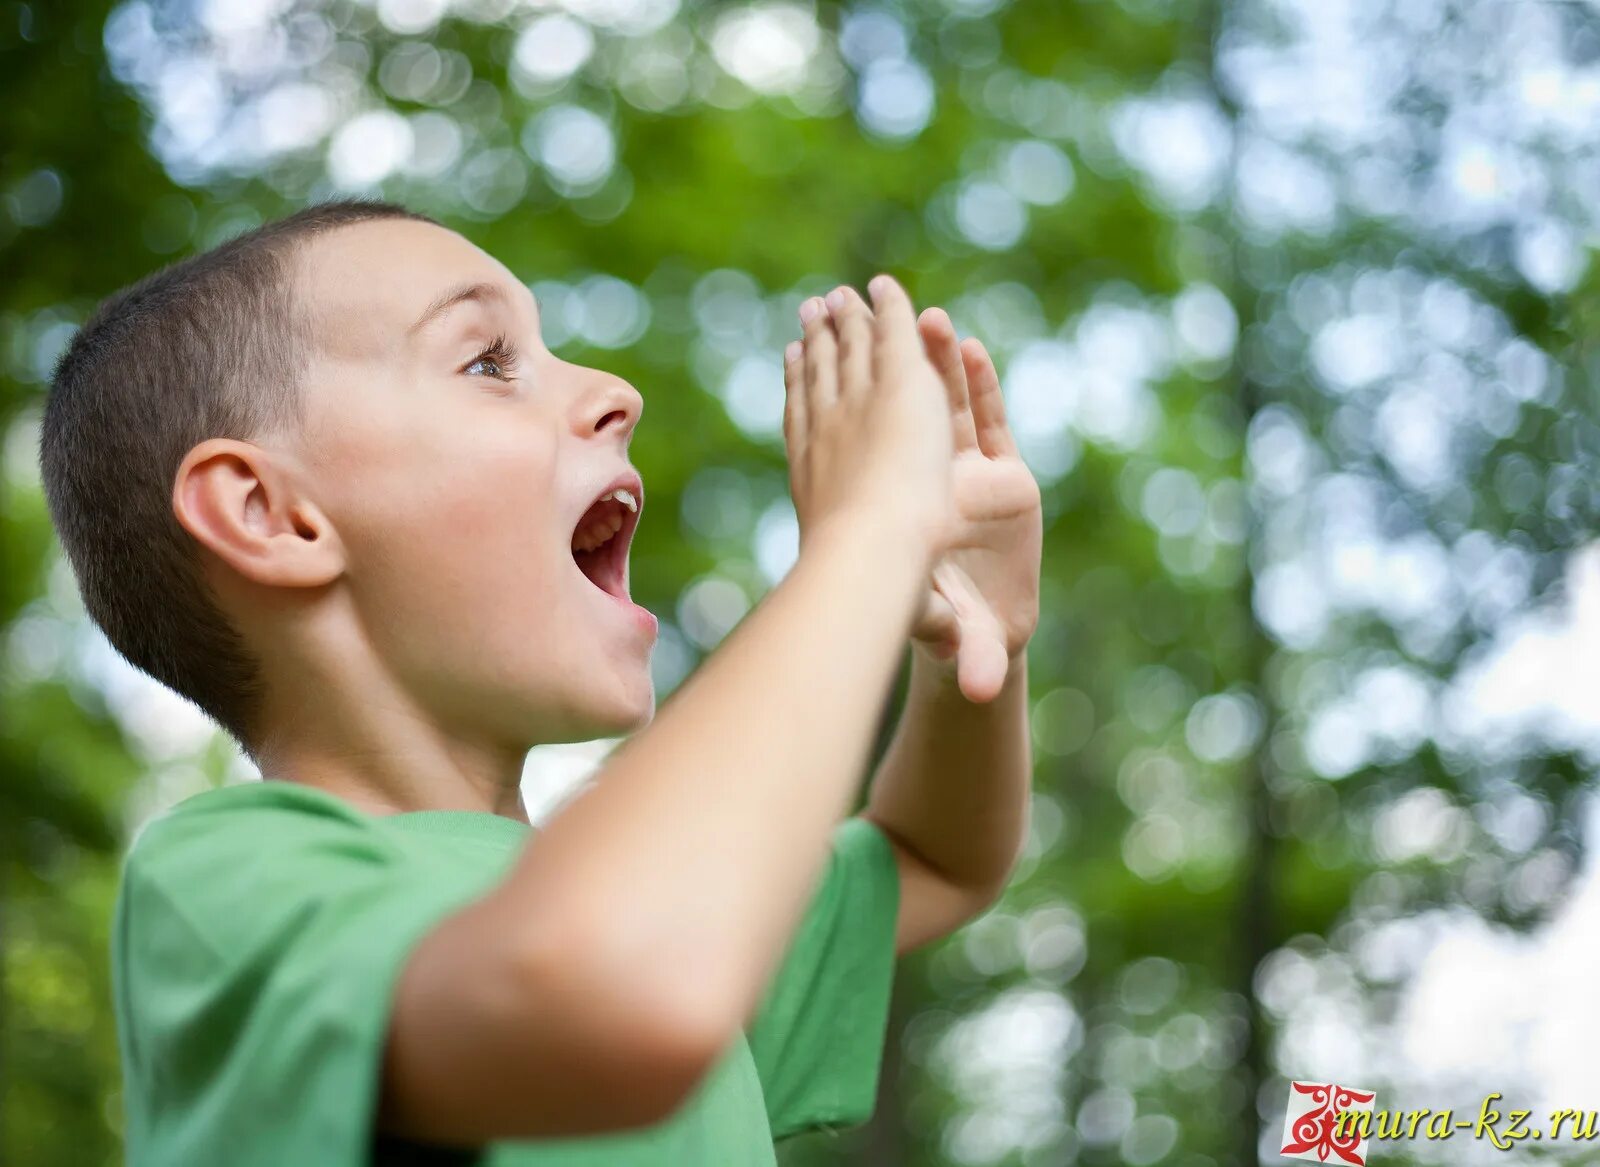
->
[570, 367, 644, 443]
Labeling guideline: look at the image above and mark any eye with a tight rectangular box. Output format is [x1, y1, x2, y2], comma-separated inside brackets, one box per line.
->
[462, 334, 521, 382]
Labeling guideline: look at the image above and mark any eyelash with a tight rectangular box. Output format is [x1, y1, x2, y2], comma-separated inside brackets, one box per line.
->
[463, 334, 521, 382]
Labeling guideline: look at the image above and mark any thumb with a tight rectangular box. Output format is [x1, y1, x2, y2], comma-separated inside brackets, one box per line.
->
[934, 563, 1010, 703]
[957, 624, 1010, 704]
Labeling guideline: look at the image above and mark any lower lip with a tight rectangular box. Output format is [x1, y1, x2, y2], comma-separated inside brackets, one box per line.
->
[593, 585, 658, 639]
[627, 600, 659, 639]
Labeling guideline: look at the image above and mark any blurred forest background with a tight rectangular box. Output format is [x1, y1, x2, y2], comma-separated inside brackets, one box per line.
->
[3, 0, 1599, 1164]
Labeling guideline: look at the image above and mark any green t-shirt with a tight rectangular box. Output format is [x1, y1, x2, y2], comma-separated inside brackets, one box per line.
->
[110, 781, 901, 1166]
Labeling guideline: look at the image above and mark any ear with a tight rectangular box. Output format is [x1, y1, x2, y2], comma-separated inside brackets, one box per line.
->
[172, 438, 344, 589]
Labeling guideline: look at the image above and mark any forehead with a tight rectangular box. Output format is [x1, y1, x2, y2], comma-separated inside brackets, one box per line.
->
[291, 218, 524, 361]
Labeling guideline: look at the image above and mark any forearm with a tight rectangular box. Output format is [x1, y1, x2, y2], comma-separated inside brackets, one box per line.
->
[864, 648, 1031, 896]
[490, 514, 928, 1028]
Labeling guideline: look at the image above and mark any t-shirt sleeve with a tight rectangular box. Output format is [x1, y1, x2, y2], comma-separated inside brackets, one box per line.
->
[113, 788, 491, 1167]
[745, 815, 902, 1141]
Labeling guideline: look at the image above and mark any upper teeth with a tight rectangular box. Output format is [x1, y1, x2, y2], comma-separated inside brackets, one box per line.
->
[572, 487, 640, 554]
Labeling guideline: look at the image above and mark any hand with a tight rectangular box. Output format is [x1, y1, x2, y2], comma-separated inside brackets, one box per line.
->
[908, 307, 1042, 704]
[789, 287, 1042, 704]
[781, 276, 955, 563]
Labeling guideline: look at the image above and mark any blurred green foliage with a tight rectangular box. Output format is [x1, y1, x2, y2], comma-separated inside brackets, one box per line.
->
[3, 0, 1598, 1165]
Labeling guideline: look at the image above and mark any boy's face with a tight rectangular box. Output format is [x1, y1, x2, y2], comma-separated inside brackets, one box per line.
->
[287, 219, 657, 747]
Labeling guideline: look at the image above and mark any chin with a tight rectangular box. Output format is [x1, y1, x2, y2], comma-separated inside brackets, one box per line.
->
[602, 704, 655, 738]
[593, 680, 657, 736]
[542, 671, 657, 743]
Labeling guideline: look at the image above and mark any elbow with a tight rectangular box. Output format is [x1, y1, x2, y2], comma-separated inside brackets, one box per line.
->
[998, 831, 1029, 895]
[981, 817, 1031, 902]
[959, 836, 1026, 917]
[962, 872, 1011, 921]
[609, 990, 736, 1127]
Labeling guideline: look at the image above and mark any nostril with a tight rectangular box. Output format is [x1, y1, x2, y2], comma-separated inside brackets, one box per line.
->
[594, 408, 628, 433]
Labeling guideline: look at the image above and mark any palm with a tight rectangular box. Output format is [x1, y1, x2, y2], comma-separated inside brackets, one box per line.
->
[908, 331, 1043, 702]
[916, 446, 1042, 657]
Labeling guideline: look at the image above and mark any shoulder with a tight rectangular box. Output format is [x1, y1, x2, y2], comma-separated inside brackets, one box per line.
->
[824, 815, 900, 895]
[832, 814, 894, 859]
[121, 782, 403, 921]
[130, 781, 373, 860]
[136, 779, 367, 837]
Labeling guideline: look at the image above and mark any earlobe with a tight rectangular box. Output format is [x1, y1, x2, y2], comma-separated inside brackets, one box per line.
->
[173, 438, 343, 589]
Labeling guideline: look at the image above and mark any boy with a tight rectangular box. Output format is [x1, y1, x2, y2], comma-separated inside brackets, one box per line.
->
[40, 199, 1040, 1164]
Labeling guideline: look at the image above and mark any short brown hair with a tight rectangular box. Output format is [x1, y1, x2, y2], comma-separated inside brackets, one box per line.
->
[40, 199, 437, 748]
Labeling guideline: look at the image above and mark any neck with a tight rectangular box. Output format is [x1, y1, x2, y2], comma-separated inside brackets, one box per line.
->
[245, 606, 531, 822]
[255, 725, 532, 822]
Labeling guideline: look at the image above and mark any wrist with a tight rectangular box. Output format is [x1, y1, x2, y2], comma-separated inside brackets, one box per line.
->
[804, 506, 939, 579]
[788, 509, 934, 643]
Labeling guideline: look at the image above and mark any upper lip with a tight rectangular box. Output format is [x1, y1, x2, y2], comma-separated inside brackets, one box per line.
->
[582, 469, 644, 523]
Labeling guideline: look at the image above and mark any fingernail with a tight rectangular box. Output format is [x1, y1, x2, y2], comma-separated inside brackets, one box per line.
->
[868, 274, 892, 301]
[784, 340, 802, 363]
[825, 288, 847, 312]
[799, 298, 821, 323]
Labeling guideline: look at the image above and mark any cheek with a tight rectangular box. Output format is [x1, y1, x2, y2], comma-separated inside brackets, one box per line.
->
[315, 409, 568, 611]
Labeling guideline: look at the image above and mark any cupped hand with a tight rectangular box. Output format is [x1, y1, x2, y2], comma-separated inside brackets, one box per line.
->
[909, 305, 1041, 703]
[787, 287, 1043, 704]
[780, 277, 955, 564]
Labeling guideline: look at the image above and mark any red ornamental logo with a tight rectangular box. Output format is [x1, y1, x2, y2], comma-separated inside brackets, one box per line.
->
[1279, 1081, 1378, 1165]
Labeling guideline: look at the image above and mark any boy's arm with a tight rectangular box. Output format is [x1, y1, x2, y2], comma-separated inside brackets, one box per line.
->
[862, 651, 1031, 955]
[858, 306, 1041, 954]
[381, 278, 955, 1145]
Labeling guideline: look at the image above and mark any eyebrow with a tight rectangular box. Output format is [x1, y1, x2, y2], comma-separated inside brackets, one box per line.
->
[407, 280, 535, 337]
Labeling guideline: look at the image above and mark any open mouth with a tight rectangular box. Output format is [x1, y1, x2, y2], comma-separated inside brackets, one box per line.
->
[571, 479, 641, 602]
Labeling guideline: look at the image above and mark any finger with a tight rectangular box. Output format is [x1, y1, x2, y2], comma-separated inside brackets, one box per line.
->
[825, 285, 873, 399]
[958, 624, 1012, 705]
[825, 284, 875, 325]
[961, 337, 1018, 457]
[800, 297, 838, 412]
[934, 563, 1010, 704]
[867, 274, 920, 367]
[918, 307, 979, 451]
[782, 338, 806, 453]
